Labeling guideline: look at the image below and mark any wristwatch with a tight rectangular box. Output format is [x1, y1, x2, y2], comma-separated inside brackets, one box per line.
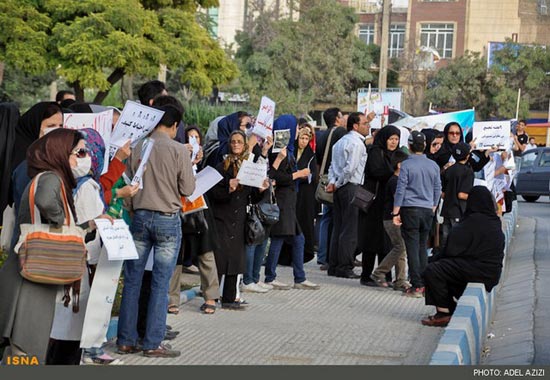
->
[391, 212, 400, 217]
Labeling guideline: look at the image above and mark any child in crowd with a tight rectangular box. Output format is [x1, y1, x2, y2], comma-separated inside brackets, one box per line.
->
[369, 149, 411, 291]
[440, 142, 474, 253]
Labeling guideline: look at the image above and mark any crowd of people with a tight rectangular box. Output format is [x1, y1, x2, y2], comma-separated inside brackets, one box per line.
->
[0, 80, 517, 365]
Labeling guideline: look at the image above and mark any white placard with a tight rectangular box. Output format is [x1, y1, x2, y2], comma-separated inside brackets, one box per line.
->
[252, 96, 275, 139]
[236, 159, 267, 188]
[94, 219, 139, 260]
[131, 138, 155, 189]
[63, 110, 113, 175]
[472, 121, 511, 150]
[188, 166, 223, 202]
[189, 136, 200, 163]
[80, 246, 123, 348]
[109, 100, 165, 156]
[484, 157, 496, 195]
[272, 129, 291, 153]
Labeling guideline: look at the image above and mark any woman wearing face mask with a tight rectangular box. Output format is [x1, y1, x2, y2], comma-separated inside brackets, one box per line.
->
[0, 128, 112, 364]
[358, 125, 402, 287]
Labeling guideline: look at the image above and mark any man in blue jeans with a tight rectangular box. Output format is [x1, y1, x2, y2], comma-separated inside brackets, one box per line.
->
[392, 131, 441, 298]
[117, 105, 195, 358]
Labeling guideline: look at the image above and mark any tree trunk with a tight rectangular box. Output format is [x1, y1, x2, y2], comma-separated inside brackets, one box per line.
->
[0, 62, 4, 87]
[73, 82, 85, 102]
[93, 68, 125, 104]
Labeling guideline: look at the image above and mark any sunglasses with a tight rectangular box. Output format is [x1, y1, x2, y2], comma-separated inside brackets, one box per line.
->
[71, 148, 89, 158]
[448, 131, 461, 136]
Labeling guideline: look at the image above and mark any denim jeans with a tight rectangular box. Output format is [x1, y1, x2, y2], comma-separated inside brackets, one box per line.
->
[117, 210, 182, 351]
[317, 204, 333, 265]
[244, 239, 268, 285]
[400, 207, 434, 289]
[265, 234, 306, 283]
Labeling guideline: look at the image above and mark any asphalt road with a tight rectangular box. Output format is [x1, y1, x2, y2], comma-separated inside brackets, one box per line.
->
[518, 198, 550, 365]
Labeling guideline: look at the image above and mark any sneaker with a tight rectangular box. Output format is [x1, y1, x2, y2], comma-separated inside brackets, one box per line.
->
[265, 280, 292, 290]
[182, 265, 199, 274]
[82, 354, 123, 365]
[241, 282, 268, 293]
[403, 287, 425, 298]
[293, 280, 320, 290]
[257, 281, 273, 290]
[143, 343, 181, 358]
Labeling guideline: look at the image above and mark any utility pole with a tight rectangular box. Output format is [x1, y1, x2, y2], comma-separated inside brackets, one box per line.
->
[378, 0, 391, 91]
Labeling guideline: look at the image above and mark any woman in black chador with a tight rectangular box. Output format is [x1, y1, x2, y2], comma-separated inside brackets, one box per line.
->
[421, 186, 505, 327]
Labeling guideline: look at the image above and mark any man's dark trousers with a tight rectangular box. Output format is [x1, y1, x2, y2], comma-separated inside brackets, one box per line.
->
[329, 183, 359, 276]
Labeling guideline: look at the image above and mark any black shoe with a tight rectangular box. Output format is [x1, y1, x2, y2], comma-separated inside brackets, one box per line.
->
[327, 268, 336, 276]
[336, 271, 360, 279]
[164, 330, 180, 340]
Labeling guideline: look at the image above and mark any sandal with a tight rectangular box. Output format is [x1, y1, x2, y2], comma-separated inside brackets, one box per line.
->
[200, 303, 216, 315]
[167, 305, 179, 315]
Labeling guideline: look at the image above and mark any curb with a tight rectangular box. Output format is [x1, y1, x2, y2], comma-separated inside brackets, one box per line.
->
[105, 286, 201, 341]
[429, 201, 518, 365]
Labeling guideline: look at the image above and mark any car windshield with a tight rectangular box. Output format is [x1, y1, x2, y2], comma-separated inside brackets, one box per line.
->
[539, 151, 550, 167]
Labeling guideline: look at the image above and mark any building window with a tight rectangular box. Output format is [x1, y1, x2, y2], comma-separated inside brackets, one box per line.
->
[538, 0, 548, 15]
[358, 24, 375, 45]
[206, 7, 219, 39]
[389, 24, 405, 58]
[349, 0, 378, 14]
[420, 23, 454, 58]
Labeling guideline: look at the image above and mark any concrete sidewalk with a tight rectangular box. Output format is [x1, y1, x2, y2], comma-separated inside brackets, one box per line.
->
[103, 261, 443, 365]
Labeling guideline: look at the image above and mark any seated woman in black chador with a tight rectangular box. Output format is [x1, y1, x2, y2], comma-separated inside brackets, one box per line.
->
[421, 186, 505, 327]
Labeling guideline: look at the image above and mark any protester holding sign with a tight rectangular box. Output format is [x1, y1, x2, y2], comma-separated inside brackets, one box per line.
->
[208, 130, 269, 309]
[264, 115, 320, 291]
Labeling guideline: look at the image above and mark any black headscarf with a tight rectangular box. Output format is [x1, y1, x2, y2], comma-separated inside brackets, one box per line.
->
[463, 186, 498, 219]
[373, 125, 401, 153]
[433, 122, 464, 169]
[68, 102, 93, 113]
[0, 103, 20, 223]
[12, 101, 62, 170]
[421, 128, 437, 154]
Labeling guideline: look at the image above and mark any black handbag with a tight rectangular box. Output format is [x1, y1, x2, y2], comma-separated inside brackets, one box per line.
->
[351, 182, 378, 213]
[245, 204, 266, 245]
[257, 181, 280, 225]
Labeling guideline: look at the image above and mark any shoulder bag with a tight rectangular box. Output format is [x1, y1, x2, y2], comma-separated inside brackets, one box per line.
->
[315, 128, 336, 204]
[245, 203, 266, 245]
[351, 181, 379, 214]
[14, 172, 87, 285]
[257, 180, 280, 226]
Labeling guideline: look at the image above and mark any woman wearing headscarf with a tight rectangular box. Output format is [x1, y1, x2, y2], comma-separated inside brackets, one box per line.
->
[433, 122, 465, 170]
[0, 103, 20, 226]
[294, 125, 317, 263]
[421, 128, 444, 162]
[358, 125, 401, 286]
[263, 115, 320, 291]
[421, 186, 505, 327]
[208, 130, 267, 309]
[10, 102, 63, 213]
[214, 111, 252, 165]
[0, 128, 111, 364]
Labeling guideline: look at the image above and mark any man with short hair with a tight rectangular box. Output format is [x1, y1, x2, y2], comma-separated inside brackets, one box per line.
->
[326, 112, 370, 278]
[117, 105, 195, 358]
[55, 90, 75, 103]
[315, 108, 347, 270]
[138, 80, 168, 106]
[392, 131, 441, 298]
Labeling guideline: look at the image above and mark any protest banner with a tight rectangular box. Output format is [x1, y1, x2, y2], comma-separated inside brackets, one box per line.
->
[472, 120, 511, 150]
[188, 166, 223, 202]
[252, 96, 276, 139]
[272, 129, 290, 153]
[80, 247, 123, 349]
[357, 87, 403, 129]
[94, 219, 139, 261]
[109, 100, 165, 157]
[63, 110, 113, 174]
[393, 109, 475, 135]
[131, 138, 155, 189]
[236, 159, 267, 188]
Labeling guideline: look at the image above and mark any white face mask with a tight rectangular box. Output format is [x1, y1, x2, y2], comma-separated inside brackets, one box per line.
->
[71, 155, 92, 178]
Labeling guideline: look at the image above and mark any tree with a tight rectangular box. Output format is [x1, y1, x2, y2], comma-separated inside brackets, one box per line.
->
[425, 52, 498, 119]
[425, 41, 550, 120]
[233, 0, 374, 115]
[0, 0, 51, 85]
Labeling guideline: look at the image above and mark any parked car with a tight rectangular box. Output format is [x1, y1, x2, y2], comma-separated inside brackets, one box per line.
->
[515, 147, 550, 202]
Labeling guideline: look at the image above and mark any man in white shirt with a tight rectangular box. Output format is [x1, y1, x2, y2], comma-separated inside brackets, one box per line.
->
[326, 112, 370, 278]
